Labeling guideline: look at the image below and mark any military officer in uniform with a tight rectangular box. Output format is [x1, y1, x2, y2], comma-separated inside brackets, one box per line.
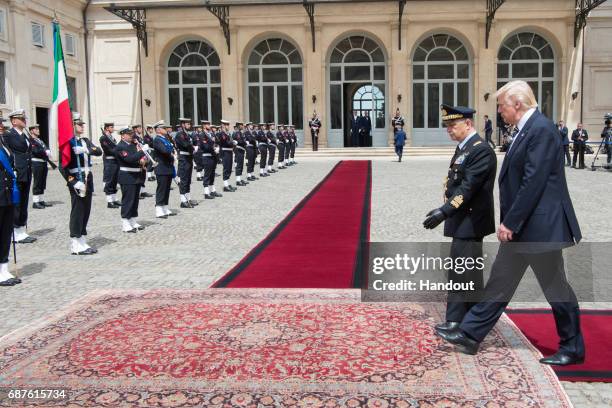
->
[62, 114, 102, 254]
[244, 122, 259, 181]
[175, 118, 198, 207]
[144, 124, 156, 181]
[132, 124, 153, 200]
[266, 123, 277, 174]
[287, 124, 297, 165]
[199, 120, 221, 199]
[423, 104, 497, 334]
[194, 125, 205, 182]
[219, 120, 237, 192]
[257, 123, 269, 177]
[151, 120, 176, 218]
[0, 126, 21, 286]
[29, 124, 54, 209]
[4, 110, 35, 244]
[100, 122, 121, 208]
[115, 126, 148, 233]
[276, 125, 287, 169]
[233, 122, 248, 186]
[391, 108, 405, 134]
[309, 112, 321, 151]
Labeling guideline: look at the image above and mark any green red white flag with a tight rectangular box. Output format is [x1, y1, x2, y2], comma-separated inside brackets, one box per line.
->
[50, 20, 74, 168]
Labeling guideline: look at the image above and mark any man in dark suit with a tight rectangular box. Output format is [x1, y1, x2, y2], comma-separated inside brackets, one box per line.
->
[436, 80, 584, 366]
[350, 110, 360, 147]
[557, 120, 570, 166]
[484, 115, 495, 149]
[571, 123, 588, 169]
[424, 104, 497, 332]
[359, 111, 373, 147]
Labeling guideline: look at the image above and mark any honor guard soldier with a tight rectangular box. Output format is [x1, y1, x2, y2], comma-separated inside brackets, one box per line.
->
[151, 121, 176, 218]
[62, 114, 102, 255]
[309, 112, 321, 151]
[276, 125, 287, 169]
[199, 120, 222, 199]
[391, 108, 405, 134]
[233, 122, 248, 186]
[423, 104, 496, 334]
[115, 126, 148, 233]
[132, 124, 153, 199]
[0, 123, 22, 286]
[100, 122, 121, 208]
[219, 120, 237, 192]
[289, 124, 298, 165]
[175, 118, 197, 207]
[193, 125, 205, 182]
[4, 110, 35, 244]
[266, 123, 277, 173]
[244, 122, 259, 181]
[144, 124, 157, 181]
[257, 123, 269, 177]
[285, 125, 293, 166]
[29, 124, 55, 209]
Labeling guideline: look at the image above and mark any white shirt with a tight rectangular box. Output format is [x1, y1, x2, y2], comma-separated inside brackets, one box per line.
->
[508, 108, 536, 152]
[458, 131, 478, 151]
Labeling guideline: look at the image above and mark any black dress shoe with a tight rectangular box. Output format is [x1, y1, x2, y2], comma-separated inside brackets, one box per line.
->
[88, 247, 98, 254]
[107, 202, 119, 209]
[0, 279, 16, 287]
[124, 228, 137, 233]
[32, 202, 45, 209]
[223, 186, 236, 192]
[16, 236, 37, 244]
[157, 215, 168, 219]
[261, 173, 269, 177]
[237, 181, 247, 186]
[435, 328, 480, 355]
[180, 202, 192, 208]
[10, 277, 22, 284]
[42, 201, 53, 207]
[269, 169, 277, 173]
[539, 351, 585, 366]
[212, 192, 223, 198]
[434, 321, 461, 334]
[73, 247, 96, 256]
[148, 176, 156, 182]
[189, 200, 199, 206]
[204, 194, 215, 200]
[196, 177, 203, 181]
[168, 212, 177, 216]
[113, 201, 122, 206]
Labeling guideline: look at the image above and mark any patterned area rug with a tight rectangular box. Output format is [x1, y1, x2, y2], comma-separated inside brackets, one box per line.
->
[0, 289, 572, 407]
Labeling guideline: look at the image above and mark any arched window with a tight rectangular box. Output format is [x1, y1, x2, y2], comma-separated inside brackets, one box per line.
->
[246, 38, 303, 129]
[167, 40, 221, 126]
[329, 36, 386, 131]
[497, 32, 555, 119]
[412, 34, 471, 130]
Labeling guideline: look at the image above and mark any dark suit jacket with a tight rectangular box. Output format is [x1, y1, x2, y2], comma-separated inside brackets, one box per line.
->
[350, 116, 360, 136]
[499, 110, 581, 251]
[571, 129, 588, 145]
[558, 125, 569, 146]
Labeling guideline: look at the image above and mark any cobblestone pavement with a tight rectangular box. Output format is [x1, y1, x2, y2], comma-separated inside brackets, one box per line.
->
[1, 155, 610, 406]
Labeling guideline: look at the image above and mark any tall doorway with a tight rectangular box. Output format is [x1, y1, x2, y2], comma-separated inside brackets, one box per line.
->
[35, 107, 49, 146]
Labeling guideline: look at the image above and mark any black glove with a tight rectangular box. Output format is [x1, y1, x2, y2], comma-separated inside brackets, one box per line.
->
[423, 208, 447, 229]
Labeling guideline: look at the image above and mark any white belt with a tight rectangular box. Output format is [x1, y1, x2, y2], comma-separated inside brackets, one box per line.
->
[120, 167, 142, 172]
[222, 148, 233, 151]
[235, 146, 246, 151]
[277, 141, 284, 145]
[104, 156, 116, 160]
[201, 153, 212, 157]
[179, 151, 192, 156]
[258, 142, 267, 146]
[32, 158, 45, 163]
[69, 167, 91, 174]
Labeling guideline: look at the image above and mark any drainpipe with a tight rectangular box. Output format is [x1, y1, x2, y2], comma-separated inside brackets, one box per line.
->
[83, 0, 92, 137]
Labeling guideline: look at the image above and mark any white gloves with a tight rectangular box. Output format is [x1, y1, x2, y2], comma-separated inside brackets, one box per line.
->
[194, 145, 199, 153]
[73, 146, 89, 155]
[45, 149, 52, 158]
[73, 181, 86, 193]
[233, 140, 238, 145]
[141, 144, 150, 153]
[214, 146, 220, 154]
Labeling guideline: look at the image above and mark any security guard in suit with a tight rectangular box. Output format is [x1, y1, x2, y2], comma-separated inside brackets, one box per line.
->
[115, 126, 148, 233]
[4, 110, 35, 244]
[99, 122, 121, 208]
[423, 104, 497, 332]
[62, 114, 102, 255]
[151, 121, 176, 219]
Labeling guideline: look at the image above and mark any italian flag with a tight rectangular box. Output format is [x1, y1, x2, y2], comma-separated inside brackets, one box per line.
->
[50, 20, 74, 168]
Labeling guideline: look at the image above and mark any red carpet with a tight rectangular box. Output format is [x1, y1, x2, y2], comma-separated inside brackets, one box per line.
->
[212, 160, 371, 288]
[507, 309, 612, 382]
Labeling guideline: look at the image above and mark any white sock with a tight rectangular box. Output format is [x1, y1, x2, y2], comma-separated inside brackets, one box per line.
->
[211, 185, 216, 192]
[106, 195, 113, 203]
[155, 206, 165, 217]
[33, 195, 40, 203]
[236, 176, 241, 182]
[186, 193, 191, 201]
[180, 194, 187, 203]
[112, 194, 118, 202]
[267, 165, 272, 171]
[204, 186, 210, 195]
[163, 205, 172, 215]
[197, 172, 202, 178]
[78, 236, 90, 250]
[224, 180, 229, 187]
[0, 263, 15, 281]
[121, 218, 132, 232]
[260, 169, 264, 175]
[147, 172, 152, 178]
[129, 218, 141, 228]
